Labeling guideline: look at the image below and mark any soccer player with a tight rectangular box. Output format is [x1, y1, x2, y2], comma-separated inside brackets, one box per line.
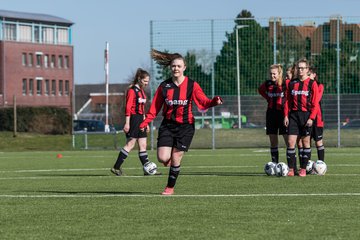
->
[284, 58, 319, 177]
[139, 49, 223, 195]
[309, 66, 325, 162]
[111, 68, 159, 176]
[258, 64, 287, 163]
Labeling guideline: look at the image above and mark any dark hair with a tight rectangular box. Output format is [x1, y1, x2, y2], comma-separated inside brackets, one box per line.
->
[151, 49, 186, 67]
[309, 65, 319, 83]
[129, 68, 149, 89]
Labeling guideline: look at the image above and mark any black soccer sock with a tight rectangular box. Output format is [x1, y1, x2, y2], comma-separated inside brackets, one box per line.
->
[138, 151, 150, 166]
[317, 145, 325, 161]
[286, 148, 296, 169]
[301, 148, 311, 169]
[113, 148, 128, 169]
[297, 148, 303, 170]
[167, 165, 180, 188]
[270, 147, 279, 163]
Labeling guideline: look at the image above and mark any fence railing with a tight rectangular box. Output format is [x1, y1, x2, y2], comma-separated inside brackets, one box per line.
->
[149, 16, 360, 148]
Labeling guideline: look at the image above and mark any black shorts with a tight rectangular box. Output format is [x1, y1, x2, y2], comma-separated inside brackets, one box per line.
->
[126, 114, 147, 139]
[311, 120, 323, 141]
[157, 120, 195, 152]
[266, 109, 287, 135]
[288, 111, 312, 137]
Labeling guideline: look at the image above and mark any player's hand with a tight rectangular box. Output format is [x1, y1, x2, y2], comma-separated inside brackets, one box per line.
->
[146, 125, 150, 133]
[139, 122, 148, 132]
[123, 123, 130, 133]
[284, 116, 289, 127]
[213, 96, 223, 105]
[306, 119, 313, 127]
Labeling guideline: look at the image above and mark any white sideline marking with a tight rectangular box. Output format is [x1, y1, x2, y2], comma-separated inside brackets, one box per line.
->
[0, 173, 360, 181]
[0, 165, 259, 173]
[0, 163, 359, 174]
[0, 193, 359, 198]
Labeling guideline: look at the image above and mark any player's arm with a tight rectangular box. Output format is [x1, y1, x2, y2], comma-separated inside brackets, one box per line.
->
[258, 82, 269, 101]
[307, 82, 319, 126]
[139, 86, 164, 129]
[192, 82, 223, 110]
[124, 90, 135, 133]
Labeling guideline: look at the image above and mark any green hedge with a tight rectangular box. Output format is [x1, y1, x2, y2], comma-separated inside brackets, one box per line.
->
[0, 107, 71, 134]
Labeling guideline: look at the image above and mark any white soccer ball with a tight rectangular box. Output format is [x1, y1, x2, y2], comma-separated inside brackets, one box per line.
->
[275, 162, 289, 177]
[306, 160, 315, 174]
[314, 160, 327, 176]
[264, 162, 276, 176]
[143, 161, 157, 175]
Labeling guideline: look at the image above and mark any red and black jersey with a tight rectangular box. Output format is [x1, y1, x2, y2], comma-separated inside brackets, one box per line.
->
[258, 80, 286, 110]
[125, 86, 146, 116]
[315, 83, 324, 127]
[284, 77, 319, 120]
[140, 77, 218, 127]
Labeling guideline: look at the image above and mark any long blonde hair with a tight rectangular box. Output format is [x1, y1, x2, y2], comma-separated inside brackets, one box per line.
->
[269, 64, 283, 86]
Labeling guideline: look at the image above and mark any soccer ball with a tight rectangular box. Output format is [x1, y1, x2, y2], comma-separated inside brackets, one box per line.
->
[314, 160, 327, 176]
[143, 161, 158, 175]
[264, 162, 276, 176]
[275, 162, 289, 177]
[306, 160, 315, 174]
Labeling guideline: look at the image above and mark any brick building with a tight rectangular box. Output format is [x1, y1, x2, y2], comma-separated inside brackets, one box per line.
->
[0, 9, 74, 110]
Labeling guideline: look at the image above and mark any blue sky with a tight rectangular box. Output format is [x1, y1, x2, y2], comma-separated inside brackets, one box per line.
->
[2, 0, 360, 84]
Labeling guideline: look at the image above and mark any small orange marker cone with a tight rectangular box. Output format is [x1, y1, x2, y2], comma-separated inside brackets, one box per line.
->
[56, 153, 63, 158]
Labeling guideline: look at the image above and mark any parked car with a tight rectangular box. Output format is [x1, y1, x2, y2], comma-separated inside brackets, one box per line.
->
[341, 119, 360, 129]
[73, 119, 105, 132]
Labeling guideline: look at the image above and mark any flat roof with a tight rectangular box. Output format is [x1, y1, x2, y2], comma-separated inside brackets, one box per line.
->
[0, 9, 73, 26]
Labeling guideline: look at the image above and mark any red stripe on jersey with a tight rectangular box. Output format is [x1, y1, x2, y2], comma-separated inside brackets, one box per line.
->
[285, 77, 319, 120]
[141, 76, 215, 126]
[125, 86, 146, 116]
[258, 80, 286, 110]
[316, 83, 324, 127]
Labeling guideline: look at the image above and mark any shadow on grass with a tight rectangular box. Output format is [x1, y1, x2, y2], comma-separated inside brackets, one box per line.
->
[181, 171, 265, 177]
[37, 190, 155, 195]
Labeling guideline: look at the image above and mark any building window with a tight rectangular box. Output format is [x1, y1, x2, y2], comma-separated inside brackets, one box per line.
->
[45, 79, 50, 95]
[58, 55, 63, 68]
[22, 79, 27, 95]
[22, 53, 27, 66]
[51, 55, 56, 68]
[322, 24, 330, 48]
[36, 54, 42, 67]
[44, 55, 49, 68]
[345, 30, 353, 41]
[51, 80, 56, 95]
[3, 23, 16, 41]
[59, 80, 63, 96]
[29, 79, 34, 95]
[64, 56, 70, 69]
[57, 28, 69, 44]
[42, 27, 54, 44]
[28, 53, 33, 67]
[19, 25, 32, 42]
[36, 79, 42, 95]
[34, 26, 40, 43]
[65, 80, 69, 96]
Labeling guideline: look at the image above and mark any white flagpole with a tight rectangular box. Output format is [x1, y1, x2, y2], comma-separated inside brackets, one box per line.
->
[104, 42, 110, 132]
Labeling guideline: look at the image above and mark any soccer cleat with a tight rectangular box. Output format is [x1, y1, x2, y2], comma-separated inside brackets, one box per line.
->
[110, 168, 123, 176]
[299, 168, 307, 177]
[287, 168, 295, 177]
[161, 187, 174, 195]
